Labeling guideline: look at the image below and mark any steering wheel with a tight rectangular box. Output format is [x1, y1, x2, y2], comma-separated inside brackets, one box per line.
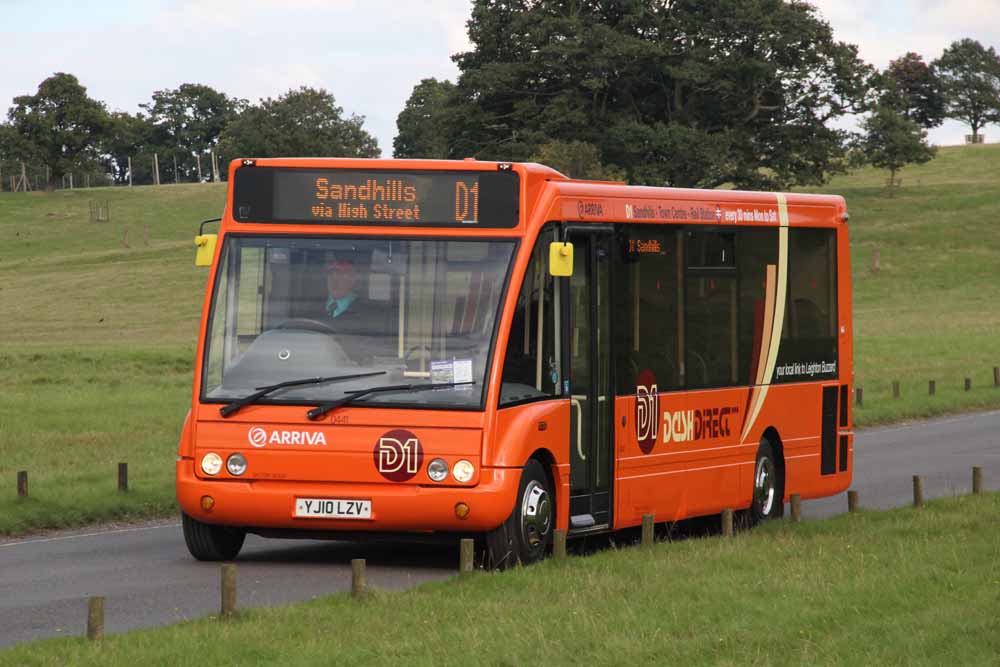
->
[273, 318, 337, 334]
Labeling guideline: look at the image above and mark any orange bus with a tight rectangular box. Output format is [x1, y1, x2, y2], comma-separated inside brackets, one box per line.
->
[178, 157, 853, 567]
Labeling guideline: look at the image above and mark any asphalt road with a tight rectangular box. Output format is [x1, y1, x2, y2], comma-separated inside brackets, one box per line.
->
[2, 409, 998, 648]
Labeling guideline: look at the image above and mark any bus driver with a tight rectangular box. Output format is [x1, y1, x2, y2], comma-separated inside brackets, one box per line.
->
[321, 257, 389, 360]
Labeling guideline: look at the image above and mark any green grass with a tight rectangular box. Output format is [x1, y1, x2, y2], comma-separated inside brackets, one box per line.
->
[4, 493, 998, 665]
[0, 184, 224, 535]
[0, 346, 192, 534]
[1, 146, 999, 536]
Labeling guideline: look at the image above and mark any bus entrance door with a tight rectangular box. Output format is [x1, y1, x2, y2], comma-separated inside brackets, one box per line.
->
[565, 229, 614, 532]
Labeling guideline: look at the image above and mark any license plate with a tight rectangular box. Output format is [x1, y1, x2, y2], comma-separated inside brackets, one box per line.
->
[294, 498, 372, 520]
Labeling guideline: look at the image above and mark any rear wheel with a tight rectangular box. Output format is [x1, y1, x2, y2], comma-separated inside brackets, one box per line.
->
[749, 439, 783, 525]
[182, 513, 246, 561]
[484, 459, 553, 569]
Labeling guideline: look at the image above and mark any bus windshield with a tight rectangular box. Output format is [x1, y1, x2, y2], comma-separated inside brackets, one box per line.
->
[203, 236, 517, 410]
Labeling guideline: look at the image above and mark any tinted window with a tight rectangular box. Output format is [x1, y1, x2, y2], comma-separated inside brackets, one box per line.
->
[774, 228, 838, 382]
[613, 227, 681, 393]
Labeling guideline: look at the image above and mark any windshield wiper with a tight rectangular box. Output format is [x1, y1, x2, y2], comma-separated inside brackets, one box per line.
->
[306, 381, 474, 421]
[219, 371, 387, 418]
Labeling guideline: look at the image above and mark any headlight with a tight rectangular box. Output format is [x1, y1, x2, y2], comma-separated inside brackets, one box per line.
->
[201, 452, 223, 476]
[226, 453, 248, 476]
[452, 459, 475, 483]
[427, 458, 449, 482]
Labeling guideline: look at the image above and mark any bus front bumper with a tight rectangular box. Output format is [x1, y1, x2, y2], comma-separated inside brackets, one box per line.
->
[176, 459, 519, 533]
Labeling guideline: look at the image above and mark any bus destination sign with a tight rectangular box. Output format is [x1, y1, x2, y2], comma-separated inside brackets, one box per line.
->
[233, 167, 519, 228]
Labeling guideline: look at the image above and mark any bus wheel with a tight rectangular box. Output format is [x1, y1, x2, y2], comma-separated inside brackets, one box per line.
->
[484, 459, 553, 569]
[182, 513, 246, 561]
[749, 439, 782, 524]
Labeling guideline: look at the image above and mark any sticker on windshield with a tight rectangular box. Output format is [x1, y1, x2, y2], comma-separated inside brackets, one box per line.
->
[431, 359, 473, 385]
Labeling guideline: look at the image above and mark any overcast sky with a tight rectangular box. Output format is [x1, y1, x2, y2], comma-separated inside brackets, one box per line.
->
[2, 0, 998, 156]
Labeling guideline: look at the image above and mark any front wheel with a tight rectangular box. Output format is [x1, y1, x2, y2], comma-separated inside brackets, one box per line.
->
[748, 439, 783, 525]
[182, 513, 246, 561]
[484, 459, 554, 569]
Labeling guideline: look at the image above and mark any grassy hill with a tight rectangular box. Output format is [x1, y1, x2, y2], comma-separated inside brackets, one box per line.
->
[816, 144, 1000, 422]
[0, 146, 998, 534]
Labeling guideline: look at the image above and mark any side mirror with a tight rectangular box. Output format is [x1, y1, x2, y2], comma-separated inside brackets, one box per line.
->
[194, 234, 218, 267]
[548, 241, 574, 277]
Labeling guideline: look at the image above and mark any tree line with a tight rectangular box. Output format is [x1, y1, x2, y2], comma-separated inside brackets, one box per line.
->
[0, 81, 378, 190]
[2, 1, 999, 192]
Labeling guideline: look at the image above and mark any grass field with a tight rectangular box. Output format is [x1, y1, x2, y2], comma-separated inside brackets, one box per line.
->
[820, 144, 1000, 424]
[1, 146, 999, 536]
[0, 184, 223, 533]
[3, 492, 998, 665]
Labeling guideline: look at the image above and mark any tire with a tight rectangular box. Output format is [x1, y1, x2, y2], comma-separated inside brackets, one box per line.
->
[484, 459, 554, 569]
[748, 439, 783, 525]
[182, 513, 246, 561]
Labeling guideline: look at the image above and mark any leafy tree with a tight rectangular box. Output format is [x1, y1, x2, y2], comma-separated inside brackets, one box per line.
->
[394, 78, 456, 158]
[6, 73, 110, 188]
[932, 38, 1000, 140]
[446, 0, 873, 189]
[877, 52, 945, 128]
[529, 139, 625, 180]
[218, 87, 380, 159]
[853, 104, 935, 195]
[102, 111, 156, 184]
[141, 83, 245, 180]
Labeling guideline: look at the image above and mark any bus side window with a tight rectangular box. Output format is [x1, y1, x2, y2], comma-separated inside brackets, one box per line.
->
[773, 228, 838, 382]
[613, 227, 681, 393]
[685, 230, 738, 388]
[499, 226, 560, 406]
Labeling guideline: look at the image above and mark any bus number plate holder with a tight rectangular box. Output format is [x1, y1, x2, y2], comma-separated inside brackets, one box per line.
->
[294, 498, 372, 519]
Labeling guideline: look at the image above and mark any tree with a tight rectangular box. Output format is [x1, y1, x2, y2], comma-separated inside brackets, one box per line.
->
[529, 140, 625, 180]
[218, 87, 380, 159]
[6, 73, 110, 189]
[101, 111, 156, 185]
[877, 52, 945, 128]
[446, 0, 873, 190]
[932, 39, 1000, 140]
[141, 84, 245, 180]
[853, 105, 935, 195]
[394, 78, 456, 158]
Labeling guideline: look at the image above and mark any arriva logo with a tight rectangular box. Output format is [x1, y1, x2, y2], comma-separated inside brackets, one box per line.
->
[247, 427, 327, 448]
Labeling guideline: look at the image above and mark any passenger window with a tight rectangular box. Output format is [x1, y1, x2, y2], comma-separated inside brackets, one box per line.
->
[774, 229, 838, 382]
[613, 227, 681, 393]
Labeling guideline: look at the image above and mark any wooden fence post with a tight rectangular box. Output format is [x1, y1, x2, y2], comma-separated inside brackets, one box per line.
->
[928, 380, 935, 396]
[993, 366, 999, 387]
[856, 387, 863, 407]
[972, 467, 983, 495]
[118, 462, 128, 492]
[553, 529, 567, 560]
[17, 471, 28, 497]
[964, 378, 971, 392]
[87, 596, 105, 640]
[790, 494, 802, 522]
[892, 381, 900, 399]
[912, 475, 924, 507]
[459, 538, 474, 575]
[721, 508, 734, 537]
[641, 513, 654, 547]
[221, 564, 236, 618]
[847, 490, 859, 513]
[351, 559, 366, 598]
